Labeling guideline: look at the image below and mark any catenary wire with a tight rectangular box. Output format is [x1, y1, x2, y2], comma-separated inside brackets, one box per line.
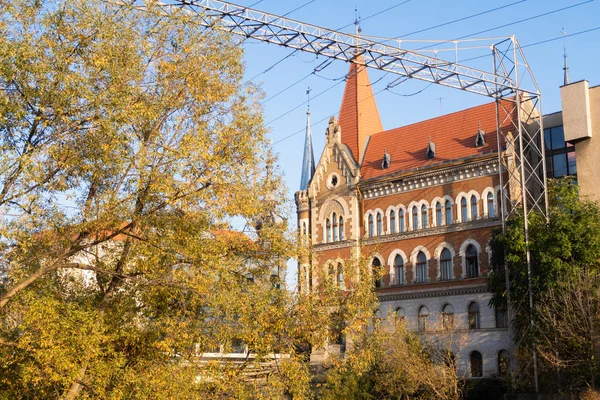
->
[396, 0, 526, 38]
[335, 0, 412, 31]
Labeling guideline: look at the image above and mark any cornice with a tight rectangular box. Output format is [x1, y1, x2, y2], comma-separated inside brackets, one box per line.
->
[313, 239, 356, 252]
[377, 283, 488, 301]
[363, 217, 502, 245]
[361, 157, 501, 200]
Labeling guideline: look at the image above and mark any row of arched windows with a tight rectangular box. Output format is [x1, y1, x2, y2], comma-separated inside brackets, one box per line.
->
[372, 240, 484, 287]
[365, 187, 504, 237]
[325, 213, 345, 243]
[391, 304, 510, 377]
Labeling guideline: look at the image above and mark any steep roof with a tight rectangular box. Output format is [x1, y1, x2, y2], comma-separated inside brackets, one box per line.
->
[338, 57, 383, 163]
[360, 101, 513, 181]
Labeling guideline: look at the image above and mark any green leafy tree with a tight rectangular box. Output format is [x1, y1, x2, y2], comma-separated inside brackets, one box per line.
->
[488, 178, 600, 391]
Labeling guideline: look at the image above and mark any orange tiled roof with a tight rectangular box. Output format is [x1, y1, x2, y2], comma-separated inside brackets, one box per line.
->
[338, 57, 383, 163]
[360, 101, 513, 181]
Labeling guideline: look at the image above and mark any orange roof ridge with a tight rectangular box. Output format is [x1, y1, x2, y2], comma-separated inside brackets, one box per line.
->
[337, 56, 383, 163]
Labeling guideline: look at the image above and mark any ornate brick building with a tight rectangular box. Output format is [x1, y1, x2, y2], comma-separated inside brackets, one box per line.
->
[295, 58, 521, 378]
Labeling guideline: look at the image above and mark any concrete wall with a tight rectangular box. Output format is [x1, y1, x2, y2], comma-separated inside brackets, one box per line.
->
[561, 81, 600, 202]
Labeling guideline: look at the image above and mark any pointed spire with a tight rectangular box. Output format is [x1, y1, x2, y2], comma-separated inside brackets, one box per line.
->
[337, 56, 383, 163]
[299, 87, 315, 190]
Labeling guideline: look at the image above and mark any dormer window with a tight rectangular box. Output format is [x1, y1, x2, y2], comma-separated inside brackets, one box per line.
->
[475, 126, 486, 147]
[382, 151, 391, 169]
[426, 141, 436, 160]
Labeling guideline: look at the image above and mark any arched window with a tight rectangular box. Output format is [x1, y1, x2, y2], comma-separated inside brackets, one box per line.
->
[394, 254, 404, 285]
[368, 214, 374, 237]
[471, 195, 478, 220]
[377, 213, 383, 236]
[421, 204, 428, 228]
[468, 302, 480, 329]
[487, 192, 495, 218]
[390, 210, 396, 233]
[337, 263, 344, 290]
[436, 202, 443, 226]
[470, 351, 483, 377]
[399, 209, 405, 232]
[418, 306, 429, 332]
[395, 307, 406, 323]
[445, 200, 453, 225]
[326, 219, 331, 243]
[495, 306, 508, 328]
[332, 213, 338, 241]
[412, 207, 419, 230]
[416, 251, 427, 283]
[339, 216, 344, 240]
[328, 264, 335, 284]
[442, 304, 454, 330]
[498, 350, 510, 377]
[440, 248, 452, 280]
[461, 197, 468, 222]
[466, 245, 479, 278]
[372, 258, 382, 288]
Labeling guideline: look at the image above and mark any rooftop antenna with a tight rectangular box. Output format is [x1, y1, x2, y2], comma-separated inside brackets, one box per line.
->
[561, 27, 570, 85]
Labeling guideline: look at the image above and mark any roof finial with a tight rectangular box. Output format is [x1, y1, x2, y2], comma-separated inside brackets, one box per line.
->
[354, 6, 362, 38]
[306, 86, 312, 113]
[561, 27, 570, 85]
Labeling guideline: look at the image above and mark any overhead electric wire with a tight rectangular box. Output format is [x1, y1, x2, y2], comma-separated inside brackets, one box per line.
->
[416, 0, 593, 50]
[395, 0, 526, 38]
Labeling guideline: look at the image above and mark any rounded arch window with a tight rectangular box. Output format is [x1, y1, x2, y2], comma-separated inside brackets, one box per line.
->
[412, 207, 419, 230]
[421, 204, 428, 228]
[468, 302, 480, 329]
[461, 197, 468, 222]
[394, 254, 405, 285]
[436, 202, 443, 226]
[376, 212, 383, 235]
[442, 304, 454, 330]
[332, 213, 338, 241]
[336, 263, 344, 290]
[416, 251, 427, 283]
[498, 350, 510, 377]
[470, 351, 483, 377]
[390, 210, 396, 233]
[440, 248, 452, 280]
[399, 209, 405, 232]
[471, 195, 478, 219]
[465, 244, 479, 278]
[395, 307, 406, 322]
[418, 306, 429, 331]
[338, 215, 344, 240]
[368, 214, 374, 237]
[445, 200, 453, 224]
[372, 258, 383, 288]
[326, 219, 331, 243]
[487, 192, 495, 218]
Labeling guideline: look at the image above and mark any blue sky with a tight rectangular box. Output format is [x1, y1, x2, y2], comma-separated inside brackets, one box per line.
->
[231, 0, 600, 287]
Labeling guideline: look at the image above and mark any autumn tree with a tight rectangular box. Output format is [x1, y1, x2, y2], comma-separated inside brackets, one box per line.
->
[0, 1, 319, 398]
[488, 178, 600, 391]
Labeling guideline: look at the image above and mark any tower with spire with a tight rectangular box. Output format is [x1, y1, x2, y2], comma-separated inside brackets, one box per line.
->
[299, 88, 315, 191]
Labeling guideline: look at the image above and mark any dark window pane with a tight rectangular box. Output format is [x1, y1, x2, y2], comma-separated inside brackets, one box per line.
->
[551, 126, 565, 150]
[544, 128, 552, 151]
[553, 154, 568, 177]
[545, 155, 553, 178]
[567, 151, 577, 175]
